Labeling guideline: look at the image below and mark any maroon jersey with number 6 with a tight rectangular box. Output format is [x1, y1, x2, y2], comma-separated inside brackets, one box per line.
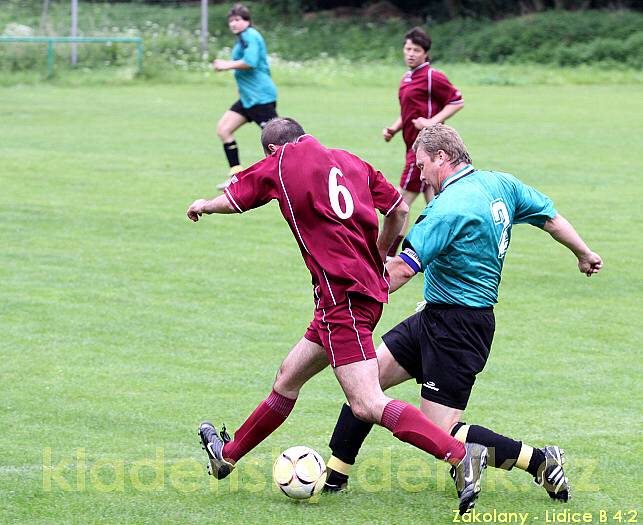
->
[224, 135, 403, 309]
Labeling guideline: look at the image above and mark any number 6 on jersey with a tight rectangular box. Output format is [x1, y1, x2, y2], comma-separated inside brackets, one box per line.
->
[328, 167, 354, 219]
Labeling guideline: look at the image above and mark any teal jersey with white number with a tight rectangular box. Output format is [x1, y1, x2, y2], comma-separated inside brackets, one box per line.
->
[402, 165, 557, 307]
[232, 27, 277, 108]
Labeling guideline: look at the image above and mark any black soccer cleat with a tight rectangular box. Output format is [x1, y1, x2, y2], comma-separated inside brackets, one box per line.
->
[198, 421, 234, 480]
[451, 443, 488, 515]
[322, 468, 349, 493]
[535, 445, 570, 502]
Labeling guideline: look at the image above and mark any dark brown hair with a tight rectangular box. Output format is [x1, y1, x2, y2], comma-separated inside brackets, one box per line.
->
[261, 118, 306, 154]
[404, 27, 432, 54]
[228, 3, 251, 22]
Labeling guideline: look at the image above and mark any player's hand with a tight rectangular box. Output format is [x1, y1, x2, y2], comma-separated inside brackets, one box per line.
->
[412, 117, 437, 130]
[382, 127, 396, 142]
[577, 251, 603, 277]
[187, 199, 210, 222]
[212, 59, 229, 72]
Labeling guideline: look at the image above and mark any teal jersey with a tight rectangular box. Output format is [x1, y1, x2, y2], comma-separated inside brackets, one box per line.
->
[401, 165, 557, 307]
[231, 27, 277, 108]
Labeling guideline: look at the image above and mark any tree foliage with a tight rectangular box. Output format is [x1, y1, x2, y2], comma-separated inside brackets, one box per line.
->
[120, 0, 642, 21]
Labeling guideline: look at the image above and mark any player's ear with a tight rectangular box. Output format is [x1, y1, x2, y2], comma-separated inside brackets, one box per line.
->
[437, 149, 448, 166]
[268, 144, 278, 153]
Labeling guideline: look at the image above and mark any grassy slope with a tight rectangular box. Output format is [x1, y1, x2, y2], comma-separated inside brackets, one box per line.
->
[0, 79, 641, 524]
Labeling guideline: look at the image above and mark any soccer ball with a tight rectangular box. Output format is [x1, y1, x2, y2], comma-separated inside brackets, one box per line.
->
[273, 446, 327, 499]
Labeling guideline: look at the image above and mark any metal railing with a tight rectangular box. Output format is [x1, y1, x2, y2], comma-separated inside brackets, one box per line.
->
[0, 36, 144, 77]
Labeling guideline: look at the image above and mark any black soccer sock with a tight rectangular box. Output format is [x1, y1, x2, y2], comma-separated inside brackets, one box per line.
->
[451, 423, 523, 470]
[325, 469, 348, 490]
[223, 140, 240, 168]
[526, 447, 546, 478]
[328, 403, 374, 470]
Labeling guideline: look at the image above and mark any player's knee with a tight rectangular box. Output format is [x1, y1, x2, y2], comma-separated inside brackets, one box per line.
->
[216, 123, 232, 141]
[273, 363, 301, 398]
[346, 398, 378, 424]
[349, 403, 373, 423]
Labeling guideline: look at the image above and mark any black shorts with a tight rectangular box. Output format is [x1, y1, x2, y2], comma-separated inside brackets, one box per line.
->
[229, 100, 277, 128]
[382, 304, 495, 410]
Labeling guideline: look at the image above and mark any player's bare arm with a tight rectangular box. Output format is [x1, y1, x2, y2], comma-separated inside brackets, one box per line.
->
[385, 255, 417, 292]
[412, 102, 464, 130]
[376, 200, 409, 260]
[187, 195, 236, 221]
[213, 59, 252, 71]
[383, 117, 403, 142]
[543, 214, 603, 276]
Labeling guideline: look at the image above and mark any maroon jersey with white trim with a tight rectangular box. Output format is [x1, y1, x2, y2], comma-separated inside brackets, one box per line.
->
[224, 135, 403, 308]
[399, 62, 463, 149]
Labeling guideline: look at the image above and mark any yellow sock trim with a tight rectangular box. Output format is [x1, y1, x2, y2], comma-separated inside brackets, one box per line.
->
[516, 444, 534, 471]
[327, 456, 352, 476]
[453, 424, 470, 443]
[229, 164, 244, 175]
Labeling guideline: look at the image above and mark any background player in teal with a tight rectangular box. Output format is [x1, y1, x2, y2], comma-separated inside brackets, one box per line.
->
[213, 4, 278, 189]
[325, 124, 603, 503]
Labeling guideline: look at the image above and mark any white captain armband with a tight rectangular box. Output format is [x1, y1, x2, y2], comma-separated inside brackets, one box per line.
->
[398, 247, 422, 274]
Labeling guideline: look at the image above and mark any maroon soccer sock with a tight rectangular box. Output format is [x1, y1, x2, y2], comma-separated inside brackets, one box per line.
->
[380, 400, 466, 465]
[222, 389, 296, 463]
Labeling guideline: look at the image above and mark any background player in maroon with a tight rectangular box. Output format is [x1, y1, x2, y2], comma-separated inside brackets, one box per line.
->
[382, 27, 464, 256]
[187, 117, 488, 514]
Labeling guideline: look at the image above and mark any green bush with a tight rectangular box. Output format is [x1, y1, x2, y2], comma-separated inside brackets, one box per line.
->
[432, 10, 643, 66]
[0, 1, 641, 75]
[623, 32, 643, 69]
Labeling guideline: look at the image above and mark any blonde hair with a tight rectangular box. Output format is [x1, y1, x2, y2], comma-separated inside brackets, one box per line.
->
[412, 124, 472, 166]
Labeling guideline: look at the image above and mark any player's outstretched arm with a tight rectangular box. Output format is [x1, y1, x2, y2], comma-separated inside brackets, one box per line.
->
[187, 195, 236, 221]
[377, 200, 409, 260]
[543, 214, 603, 277]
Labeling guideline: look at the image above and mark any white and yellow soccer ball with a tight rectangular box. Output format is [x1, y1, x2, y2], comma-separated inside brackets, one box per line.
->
[273, 446, 327, 499]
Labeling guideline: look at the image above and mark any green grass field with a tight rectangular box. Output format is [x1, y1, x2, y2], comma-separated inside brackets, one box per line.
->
[1, 75, 642, 524]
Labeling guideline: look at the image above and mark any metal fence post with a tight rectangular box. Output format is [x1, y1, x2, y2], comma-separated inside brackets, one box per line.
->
[200, 0, 208, 58]
[136, 40, 143, 73]
[47, 40, 54, 77]
[71, 0, 78, 66]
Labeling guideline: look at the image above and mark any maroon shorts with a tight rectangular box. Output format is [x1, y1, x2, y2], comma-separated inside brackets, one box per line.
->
[399, 149, 426, 193]
[304, 294, 383, 368]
